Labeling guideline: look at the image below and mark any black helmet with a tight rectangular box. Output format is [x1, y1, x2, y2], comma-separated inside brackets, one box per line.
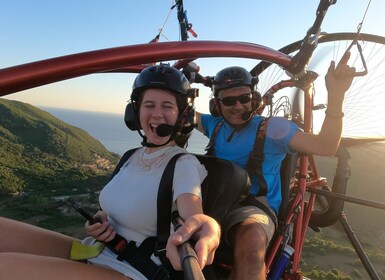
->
[125, 64, 197, 148]
[131, 64, 191, 102]
[212, 66, 258, 96]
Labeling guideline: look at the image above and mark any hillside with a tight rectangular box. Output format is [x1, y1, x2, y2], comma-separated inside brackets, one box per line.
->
[0, 98, 120, 196]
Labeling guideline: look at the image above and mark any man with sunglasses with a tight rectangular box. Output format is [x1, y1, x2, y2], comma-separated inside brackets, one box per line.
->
[195, 54, 356, 279]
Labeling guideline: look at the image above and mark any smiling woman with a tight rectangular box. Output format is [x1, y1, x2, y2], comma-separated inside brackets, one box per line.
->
[0, 63, 221, 280]
[139, 90, 180, 146]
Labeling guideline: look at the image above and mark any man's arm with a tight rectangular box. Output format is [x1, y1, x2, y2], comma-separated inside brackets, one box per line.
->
[289, 52, 356, 156]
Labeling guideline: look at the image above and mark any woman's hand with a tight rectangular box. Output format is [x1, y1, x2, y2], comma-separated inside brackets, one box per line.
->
[166, 213, 221, 270]
[84, 210, 116, 242]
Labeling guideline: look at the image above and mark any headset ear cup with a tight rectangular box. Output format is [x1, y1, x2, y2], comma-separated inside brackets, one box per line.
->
[209, 98, 222, 117]
[124, 102, 141, 131]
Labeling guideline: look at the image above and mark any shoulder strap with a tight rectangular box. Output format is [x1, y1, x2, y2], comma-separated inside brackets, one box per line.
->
[110, 148, 139, 179]
[246, 117, 270, 196]
[156, 152, 187, 279]
[157, 153, 187, 248]
[204, 119, 225, 155]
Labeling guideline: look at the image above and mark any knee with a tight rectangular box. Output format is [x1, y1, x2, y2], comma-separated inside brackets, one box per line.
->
[0, 217, 14, 230]
[0, 217, 6, 229]
[0, 217, 9, 236]
[234, 222, 268, 250]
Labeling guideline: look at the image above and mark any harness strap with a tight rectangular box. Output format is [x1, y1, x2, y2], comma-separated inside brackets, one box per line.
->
[116, 238, 169, 280]
[204, 120, 224, 155]
[246, 118, 270, 196]
[111, 148, 139, 177]
[156, 153, 187, 279]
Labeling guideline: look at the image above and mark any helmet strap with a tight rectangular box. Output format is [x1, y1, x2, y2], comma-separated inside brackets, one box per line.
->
[141, 135, 174, 148]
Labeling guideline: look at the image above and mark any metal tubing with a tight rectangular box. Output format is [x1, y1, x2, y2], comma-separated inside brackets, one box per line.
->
[307, 188, 385, 211]
[339, 213, 381, 280]
[0, 40, 291, 96]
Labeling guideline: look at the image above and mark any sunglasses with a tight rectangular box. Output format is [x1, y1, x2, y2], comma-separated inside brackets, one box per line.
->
[217, 93, 252, 106]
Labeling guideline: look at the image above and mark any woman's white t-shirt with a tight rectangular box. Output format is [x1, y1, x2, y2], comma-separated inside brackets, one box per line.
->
[84, 146, 207, 279]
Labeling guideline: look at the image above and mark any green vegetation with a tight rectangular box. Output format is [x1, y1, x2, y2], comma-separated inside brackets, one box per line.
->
[304, 269, 353, 280]
[0, 98, 120, 236]
[0, 98, 120, 197]
[301, 234, 385, 279]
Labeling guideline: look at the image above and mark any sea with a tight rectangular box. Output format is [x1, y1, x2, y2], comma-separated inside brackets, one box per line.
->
[40, 107, 209, 156]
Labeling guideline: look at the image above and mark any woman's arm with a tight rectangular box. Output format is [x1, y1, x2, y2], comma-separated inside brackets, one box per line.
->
[176, 193, 203, 221]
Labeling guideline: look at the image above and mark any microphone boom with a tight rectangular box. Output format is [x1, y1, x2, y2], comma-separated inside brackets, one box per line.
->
[156, 124, 175, 137]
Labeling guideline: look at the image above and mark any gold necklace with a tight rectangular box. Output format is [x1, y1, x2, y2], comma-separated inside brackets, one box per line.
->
[140, 146, 173, 171]
[140, 148, 151, 170]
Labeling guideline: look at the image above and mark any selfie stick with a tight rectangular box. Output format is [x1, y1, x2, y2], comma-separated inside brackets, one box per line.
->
[171, 213, 205, 280]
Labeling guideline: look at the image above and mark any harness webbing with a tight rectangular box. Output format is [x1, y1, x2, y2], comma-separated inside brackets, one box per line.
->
[111, 148, 138, 178]
[204, 119, 224, 155]
[156, 153, 188, 279]
[246, 118, 270, 196]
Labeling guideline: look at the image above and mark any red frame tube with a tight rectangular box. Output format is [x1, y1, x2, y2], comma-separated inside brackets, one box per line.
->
[0, 40, 291, 96]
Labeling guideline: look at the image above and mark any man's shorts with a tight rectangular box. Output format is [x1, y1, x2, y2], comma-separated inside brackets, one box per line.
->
[222, 195, 277, 247]
[212, 196, 277, 266]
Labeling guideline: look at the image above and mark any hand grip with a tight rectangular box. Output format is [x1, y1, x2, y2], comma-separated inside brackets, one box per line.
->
[179, 242, 205, 280]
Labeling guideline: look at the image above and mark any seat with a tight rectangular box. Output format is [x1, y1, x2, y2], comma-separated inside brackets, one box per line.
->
[194, 154, 251, 223]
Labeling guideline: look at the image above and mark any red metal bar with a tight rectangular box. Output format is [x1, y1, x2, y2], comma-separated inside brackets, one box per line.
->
[0, 40, 291, 96]
[291, 155, 308, 273]
[290, 84, 315, 274]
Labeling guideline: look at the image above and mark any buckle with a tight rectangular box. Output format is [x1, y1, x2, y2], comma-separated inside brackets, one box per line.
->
[154, 241, 167, 257]
[116, 241, 136, 261]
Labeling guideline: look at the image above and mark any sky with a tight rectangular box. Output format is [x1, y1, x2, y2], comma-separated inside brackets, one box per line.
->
[1, 0, 385, 115]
